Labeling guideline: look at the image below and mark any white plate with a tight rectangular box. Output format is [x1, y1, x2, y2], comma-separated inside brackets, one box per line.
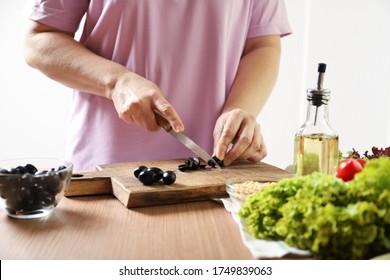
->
[220, 198, 311, 259]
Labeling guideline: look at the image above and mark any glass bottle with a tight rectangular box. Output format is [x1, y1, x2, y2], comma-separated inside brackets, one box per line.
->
[293, 63, 339, 176]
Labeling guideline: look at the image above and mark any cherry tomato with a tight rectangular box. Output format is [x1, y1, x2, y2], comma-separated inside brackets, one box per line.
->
[336, 159, 363, 182]
[356, 158, 367, 168]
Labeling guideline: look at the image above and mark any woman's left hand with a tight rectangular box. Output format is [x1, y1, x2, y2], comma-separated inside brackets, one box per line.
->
[213, 108, 267, 166]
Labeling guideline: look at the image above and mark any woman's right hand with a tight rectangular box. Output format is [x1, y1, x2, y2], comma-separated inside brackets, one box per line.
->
[111, 72, 184, 132]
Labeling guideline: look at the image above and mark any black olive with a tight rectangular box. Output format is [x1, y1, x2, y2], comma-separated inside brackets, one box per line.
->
[9, 168, 18, 174]
[5, 207, 17, 215]
[10, 166, 28, 174]
[0, 181, 15, 199]
[5, 195, 23, 211]
[138, 170, 158, 185]
[162, 171, 176, 185]
[178, 157, 209, 172]
[25, 164, 38, 174]
[0, 169, 11, 175]
[36, 191, 56, 207]
[208, 160, 215, 167]
[0, 163, 69, 216]
[19, 186, 35, 206]
[178, 164, 188, 172]
[185, 157, 200, 170]
[133, 165, 148, 178]
[208, 156, 224, 168]
[55, 165, 67, 171]
[21, 173, 35, 189]
[39, 172, 61, 193]
[147, 167, 164, 180]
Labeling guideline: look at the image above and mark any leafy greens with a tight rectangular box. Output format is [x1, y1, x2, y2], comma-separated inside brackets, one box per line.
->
[238, 157, 390, 259]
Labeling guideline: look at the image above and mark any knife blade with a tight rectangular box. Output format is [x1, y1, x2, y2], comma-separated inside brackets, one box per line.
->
[154, 110, 221, 169]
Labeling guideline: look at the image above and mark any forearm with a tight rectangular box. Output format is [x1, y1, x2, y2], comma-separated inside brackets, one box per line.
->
[23, 20, 129, 99]
[223, 35, 281, 117]
[23, 20, 184, 132]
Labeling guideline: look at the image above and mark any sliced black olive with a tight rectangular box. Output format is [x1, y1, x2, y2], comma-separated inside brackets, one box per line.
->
[138, 170, 158, 185]
[133, 165, 148, 178]
[162, 171, 176, 185]
[147, 167, 164, 180]
[178, 157, 208, 172]
[178, 164, 188, 172]
[185, 157, 200, 170]
[208, 156, 224, 168]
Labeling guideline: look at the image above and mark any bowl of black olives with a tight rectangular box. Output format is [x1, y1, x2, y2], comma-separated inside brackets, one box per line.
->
[0, 158, 73, 219]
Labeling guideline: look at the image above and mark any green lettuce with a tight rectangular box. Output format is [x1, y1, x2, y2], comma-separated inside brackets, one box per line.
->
[238, 157, 390, 259]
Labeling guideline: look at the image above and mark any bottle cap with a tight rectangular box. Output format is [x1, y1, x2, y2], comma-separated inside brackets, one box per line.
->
[307, 63, 330, 106]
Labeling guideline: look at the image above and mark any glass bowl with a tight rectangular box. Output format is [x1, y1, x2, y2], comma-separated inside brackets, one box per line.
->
[226, 176, 279, 206]
[0, 158, 73, 219]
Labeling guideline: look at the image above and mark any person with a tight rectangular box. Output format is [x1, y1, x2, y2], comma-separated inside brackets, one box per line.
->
[23, 0, 291, 170]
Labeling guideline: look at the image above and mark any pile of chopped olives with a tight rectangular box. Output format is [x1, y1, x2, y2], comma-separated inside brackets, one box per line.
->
[134, 166, 176, 185]
[178, 156, 224, 172]
[0, 163, 70, 215]
[178, 157, 206, 171]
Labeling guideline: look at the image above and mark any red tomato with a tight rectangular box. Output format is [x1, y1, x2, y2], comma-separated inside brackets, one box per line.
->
[337, 159, 363, 182]
[356, 158, 367, 168]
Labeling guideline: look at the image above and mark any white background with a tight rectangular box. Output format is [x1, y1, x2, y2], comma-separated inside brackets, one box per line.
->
[1, 0, 389, 170]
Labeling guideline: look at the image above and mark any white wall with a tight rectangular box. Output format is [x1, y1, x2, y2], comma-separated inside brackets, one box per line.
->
[261, 0, 390, 168]
[1, 0, 389, 169]
[0, 1, 72, 159]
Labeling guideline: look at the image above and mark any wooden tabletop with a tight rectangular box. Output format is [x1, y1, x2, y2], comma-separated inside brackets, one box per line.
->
[0, 194, 253, 260]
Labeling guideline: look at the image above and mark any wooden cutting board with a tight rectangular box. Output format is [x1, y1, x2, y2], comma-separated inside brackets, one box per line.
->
[65, 159, 292, 208]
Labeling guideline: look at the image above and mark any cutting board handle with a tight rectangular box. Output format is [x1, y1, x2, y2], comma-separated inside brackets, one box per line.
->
[65, 170, 113, 197]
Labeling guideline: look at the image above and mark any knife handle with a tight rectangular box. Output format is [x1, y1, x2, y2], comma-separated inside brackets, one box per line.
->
[153, 110, 172, 132]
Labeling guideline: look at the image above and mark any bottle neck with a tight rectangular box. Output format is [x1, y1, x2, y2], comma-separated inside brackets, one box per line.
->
[305, 102, 330, 126]
[305, 89, 331, 127]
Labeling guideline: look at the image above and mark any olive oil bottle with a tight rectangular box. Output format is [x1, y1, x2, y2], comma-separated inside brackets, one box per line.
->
[293, 63, 339, 176]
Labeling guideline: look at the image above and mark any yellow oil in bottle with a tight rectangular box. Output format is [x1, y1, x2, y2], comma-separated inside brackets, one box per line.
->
[293, 133, 339, 176]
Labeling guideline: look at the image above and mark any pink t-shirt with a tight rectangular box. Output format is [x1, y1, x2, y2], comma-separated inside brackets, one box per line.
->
[26, 0, 292, 170]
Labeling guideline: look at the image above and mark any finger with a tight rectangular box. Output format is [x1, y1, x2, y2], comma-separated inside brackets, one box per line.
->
[139, 108, 161, 131]
[153, 98, 184, 132]
[243, 125, 265, 161]
[129, 98, 160, 131]
[223, 121, 255, 165]
[214, 113, 243, 161]
[212, 116, 226, 158]
[121, 111, 135, 124]
[231, 124, 260, 162]
[247, 140, 267, 162]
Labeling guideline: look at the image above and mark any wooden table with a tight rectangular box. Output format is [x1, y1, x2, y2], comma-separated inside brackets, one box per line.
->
[0, 194, 253, 260]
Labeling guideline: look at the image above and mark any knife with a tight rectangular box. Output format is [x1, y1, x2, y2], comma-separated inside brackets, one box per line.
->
[154, 110, 221, 169]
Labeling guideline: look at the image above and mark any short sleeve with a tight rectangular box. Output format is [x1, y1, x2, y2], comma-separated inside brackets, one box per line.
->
[248, 0, 292, 38]
[23, 0, 89, 33]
